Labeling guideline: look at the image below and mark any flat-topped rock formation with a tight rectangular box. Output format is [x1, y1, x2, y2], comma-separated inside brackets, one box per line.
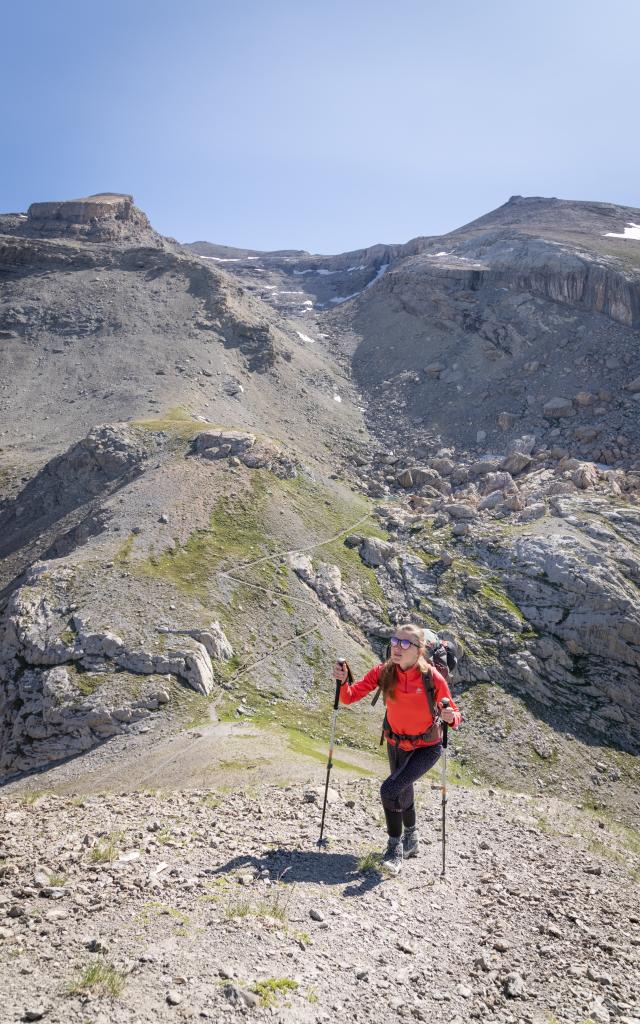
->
[2, 192, 163, 244]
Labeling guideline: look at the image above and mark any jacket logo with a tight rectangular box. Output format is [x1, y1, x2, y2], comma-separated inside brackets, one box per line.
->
[416, 688, 422, 693]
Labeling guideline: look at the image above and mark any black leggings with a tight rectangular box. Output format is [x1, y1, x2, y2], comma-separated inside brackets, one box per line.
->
[380, 742, 442, 837]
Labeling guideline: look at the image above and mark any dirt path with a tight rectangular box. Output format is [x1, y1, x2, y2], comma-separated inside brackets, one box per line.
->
[1, 715, 383, 799]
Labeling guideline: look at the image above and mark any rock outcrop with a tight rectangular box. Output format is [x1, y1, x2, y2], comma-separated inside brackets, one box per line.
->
[22, 193, 162, 245]
[0, 563, 234, 777]
[194, 429, 299, 478]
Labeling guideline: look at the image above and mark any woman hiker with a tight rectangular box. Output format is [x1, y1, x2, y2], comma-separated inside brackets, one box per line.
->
[334, 623, 461, 875]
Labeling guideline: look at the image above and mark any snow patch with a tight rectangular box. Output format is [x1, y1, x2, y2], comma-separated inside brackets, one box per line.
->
[329, 263, 389, 305]
[365, 263, 389, 288]
[333, 395, 342, 403]
[604, 222, 640, 240]
[293, 267, 338, 276]
[296, 331, 316, 344]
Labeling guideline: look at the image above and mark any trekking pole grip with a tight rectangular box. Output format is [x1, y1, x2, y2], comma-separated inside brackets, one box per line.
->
[333, 679, 342, 709]
[441, 697, 450, 750]
[334, 658, 348, 709]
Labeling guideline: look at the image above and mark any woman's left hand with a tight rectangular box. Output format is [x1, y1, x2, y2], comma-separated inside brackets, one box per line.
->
[439, 704, 456, 724]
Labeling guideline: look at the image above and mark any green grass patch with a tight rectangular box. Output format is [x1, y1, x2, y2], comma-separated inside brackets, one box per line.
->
[417, 548, 440, 566]
[74, 673, 104, 697]
[60, 626, 76, 647]
[225, 899, 252, 920]
[66, 961, 127, 998]
[89, 831, 124, 864]
[275, 474, 389, 606]
[115, 533, 135, 563]
[357, 850, 381, 873]
[18, 790, 50, 806]
[285, 727, 376, 776]
[477, 581, 525, 623]
[132, 406, 215, 440]
[180, 690, 214, 731]
[137, 476, 270, 602]
[216, 671, 382, 757]
[251, 977, 299, 1008]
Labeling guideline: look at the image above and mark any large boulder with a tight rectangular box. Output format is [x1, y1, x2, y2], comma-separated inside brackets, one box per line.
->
[572, 462, 600, 490]
[445, 503, 478, 521]
[501, 452, 533, 475]
[359, 537, 398, 566]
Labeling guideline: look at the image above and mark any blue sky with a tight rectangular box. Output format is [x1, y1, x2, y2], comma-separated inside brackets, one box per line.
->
[1, 0, 638, 252]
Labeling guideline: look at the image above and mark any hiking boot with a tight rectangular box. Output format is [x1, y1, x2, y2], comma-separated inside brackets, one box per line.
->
[381, 836, 403, 875]
[403, 826, 419, 859]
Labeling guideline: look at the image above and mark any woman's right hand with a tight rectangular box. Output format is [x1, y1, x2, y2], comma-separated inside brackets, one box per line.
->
[334, 661, 349, 684]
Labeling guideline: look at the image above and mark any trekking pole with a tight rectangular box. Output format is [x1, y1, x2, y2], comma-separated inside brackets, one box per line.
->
[440, 697, 450, 877]
[317, 658, 352, 849]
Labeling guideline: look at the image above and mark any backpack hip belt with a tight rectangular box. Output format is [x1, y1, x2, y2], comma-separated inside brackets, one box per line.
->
[380, 715, 443, 747]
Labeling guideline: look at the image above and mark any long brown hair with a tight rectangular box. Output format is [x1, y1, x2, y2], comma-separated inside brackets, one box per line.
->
[379, 623, 432, 701]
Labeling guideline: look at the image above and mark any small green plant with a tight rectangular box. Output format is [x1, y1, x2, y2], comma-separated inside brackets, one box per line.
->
[67, 961, 127, 998]
[60, 626, 76, 647]
[357, 851, 381, 873]
[74, 674, 103, 697]
[48, 873, 68, 887]
[225, 899, 252, 920]
[256, 895, 288, 924]
[89, 832, 124, 864]
[115, 534, 135, 563]
[251, 977, 299, 1008]
[154, 828, 174, 845]
[19, 790, 47, 806]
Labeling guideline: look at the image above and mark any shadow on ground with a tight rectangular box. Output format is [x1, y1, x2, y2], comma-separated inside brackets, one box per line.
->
[210, 848, 387, 896]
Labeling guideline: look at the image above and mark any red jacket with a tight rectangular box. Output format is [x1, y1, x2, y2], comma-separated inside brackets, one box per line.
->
[340, 662, 461, 750]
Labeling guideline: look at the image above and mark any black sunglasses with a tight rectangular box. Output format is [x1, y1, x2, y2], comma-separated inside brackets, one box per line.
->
[389, 636, 421, 650]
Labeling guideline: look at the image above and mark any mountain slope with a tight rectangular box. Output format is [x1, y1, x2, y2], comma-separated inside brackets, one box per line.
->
[1, 192, 639, 803]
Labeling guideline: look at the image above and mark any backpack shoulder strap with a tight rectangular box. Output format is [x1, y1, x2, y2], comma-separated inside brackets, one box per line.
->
[422, 669, 437, 720]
